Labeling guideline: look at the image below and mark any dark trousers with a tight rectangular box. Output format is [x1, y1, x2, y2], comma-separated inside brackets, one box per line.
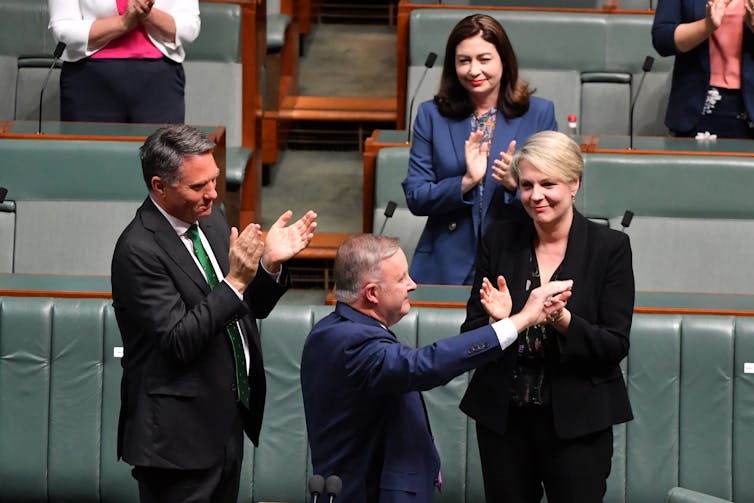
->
[131, 422, 244, 503]
[476, 405, 613, 503]
[60, 57, 185, 124]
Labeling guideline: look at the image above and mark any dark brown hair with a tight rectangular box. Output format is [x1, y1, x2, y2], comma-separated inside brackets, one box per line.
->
[434, 14, 533, 120]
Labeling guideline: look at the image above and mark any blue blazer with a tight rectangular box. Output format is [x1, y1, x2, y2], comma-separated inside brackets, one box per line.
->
[652, 0, 754, 133]
[402, 98, 557, 285]
[301, 302, 503, 503]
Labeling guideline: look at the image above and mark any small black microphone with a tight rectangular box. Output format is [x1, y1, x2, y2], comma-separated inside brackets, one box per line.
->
[325, 475, 342, 503]
[0, 187, 7, 204]
[308, 474, 325, 503]
[378, 200, 397, 235]
[621, 210, 634, 232]
[38, 41, 66, 135]
[406, 52, 438, 143]
[628, 55, 654, 150]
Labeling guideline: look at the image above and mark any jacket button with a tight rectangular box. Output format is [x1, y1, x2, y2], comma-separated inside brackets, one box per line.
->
[231, 384, 237, 392]
[448, 222, 457, 231]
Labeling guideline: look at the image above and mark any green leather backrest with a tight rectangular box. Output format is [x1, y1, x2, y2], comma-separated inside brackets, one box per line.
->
[374, 146, 426, 263]
[1, 139, 145, 275]
[579, 154, 754, 220]
[0, 297, 135, 502]
[3, 299, 753, 502]
[2, 139, 145, 201]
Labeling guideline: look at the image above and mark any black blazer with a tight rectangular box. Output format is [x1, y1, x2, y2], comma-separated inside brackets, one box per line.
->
[112, 197, 289, 469]
[460, 211, 634, 439]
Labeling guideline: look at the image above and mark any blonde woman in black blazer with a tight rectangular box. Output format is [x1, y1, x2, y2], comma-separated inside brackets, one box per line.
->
[460, 130, 635, 503]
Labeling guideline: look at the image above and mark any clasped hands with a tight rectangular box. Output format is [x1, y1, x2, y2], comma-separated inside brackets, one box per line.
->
[225, 210, 317, 292]
[479, 275, 573, 333]
[463, 131, 517, 194]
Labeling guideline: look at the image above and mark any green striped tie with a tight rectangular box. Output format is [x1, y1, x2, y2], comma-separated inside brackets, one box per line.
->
[186, 224, 250, 408]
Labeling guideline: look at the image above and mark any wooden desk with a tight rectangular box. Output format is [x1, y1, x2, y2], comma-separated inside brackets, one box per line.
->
[0, 120, 229, 206]
[584, 134, 754, 157]
[0, 274, 111, 299]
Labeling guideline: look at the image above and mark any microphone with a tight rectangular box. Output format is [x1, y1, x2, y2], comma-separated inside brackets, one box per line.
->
[628, 55, 654, 150]
[308, 474, 325, 503]
[620, 210, 634, 232]
[378, 200, 397, 235]
[38, 41, 66, 135]
[406, 52, 438, 143]
[325, 475, 342, 503]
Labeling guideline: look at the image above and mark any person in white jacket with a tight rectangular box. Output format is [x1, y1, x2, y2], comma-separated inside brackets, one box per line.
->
[48, 0, 200, 123]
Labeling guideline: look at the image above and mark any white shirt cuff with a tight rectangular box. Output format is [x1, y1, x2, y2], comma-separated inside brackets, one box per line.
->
[491, 318, 518, 350]
[222, 279, 244, 301]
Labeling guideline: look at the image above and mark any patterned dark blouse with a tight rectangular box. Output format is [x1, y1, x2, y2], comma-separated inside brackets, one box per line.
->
[510, 246, 562, 407]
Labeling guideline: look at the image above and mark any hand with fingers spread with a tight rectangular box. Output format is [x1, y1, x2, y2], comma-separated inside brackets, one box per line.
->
[262, 210, 318, 273]
[491, 140, 517, 193]
[225, 223, 265, 293]
[480, 275, 512, 322]
[462, 130, 489, 194]
[706, 0, 729, 30]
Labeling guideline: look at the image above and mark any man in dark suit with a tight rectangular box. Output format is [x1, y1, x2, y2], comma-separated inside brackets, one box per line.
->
[112, 124, 316, 502]
[300, 234, 571, 503]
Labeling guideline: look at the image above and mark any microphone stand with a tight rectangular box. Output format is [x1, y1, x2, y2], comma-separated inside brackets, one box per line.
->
[38, 42, 66, 135]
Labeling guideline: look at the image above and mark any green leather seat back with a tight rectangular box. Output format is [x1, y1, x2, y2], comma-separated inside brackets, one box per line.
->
[1, 139, 145, 276]
[624, 315, 754, 502]
[0, 297, 136, 502]
[374, 146, 426, 264]
[580, 154, 754, 294]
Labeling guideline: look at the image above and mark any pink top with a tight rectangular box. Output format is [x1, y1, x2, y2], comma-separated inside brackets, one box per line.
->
[709, 0, 745, 89]
[91, 0, 163, 59]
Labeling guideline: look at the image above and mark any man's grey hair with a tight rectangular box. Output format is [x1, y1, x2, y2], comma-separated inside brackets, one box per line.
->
[334, 234, 401, 304]
[140, 124, 215, 189]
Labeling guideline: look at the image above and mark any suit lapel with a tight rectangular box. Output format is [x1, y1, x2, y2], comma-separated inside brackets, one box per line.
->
[140, 198, 210, 295]
[558, 211, 589, 282]
[449, 117, 470, 179]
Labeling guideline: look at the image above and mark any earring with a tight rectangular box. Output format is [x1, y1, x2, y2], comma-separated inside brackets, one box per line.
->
[571, 193, 576, 202]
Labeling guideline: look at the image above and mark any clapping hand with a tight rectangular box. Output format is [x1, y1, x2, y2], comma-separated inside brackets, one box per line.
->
[261, 210, 318, 273]
[480, 276, 513, 322]
[491, 140, 517, 193]
[463, 130, 489, 193]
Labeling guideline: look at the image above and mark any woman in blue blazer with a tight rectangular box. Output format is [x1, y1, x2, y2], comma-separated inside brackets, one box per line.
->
[402, 14, 557, 285]
[652, 0, 754, 137]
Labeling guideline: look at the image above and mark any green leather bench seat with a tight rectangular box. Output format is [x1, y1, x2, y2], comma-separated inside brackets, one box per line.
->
[374, 145, 754, 294]
[1, 297, 752, 502]
[405, 8, 672, 136]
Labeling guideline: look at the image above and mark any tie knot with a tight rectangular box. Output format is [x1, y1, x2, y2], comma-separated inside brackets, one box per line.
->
[186, 223, 200, 241]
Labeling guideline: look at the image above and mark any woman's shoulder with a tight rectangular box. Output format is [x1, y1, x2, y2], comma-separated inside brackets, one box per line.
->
[582, 215, 631, 250]
[527, 96, 555, 114]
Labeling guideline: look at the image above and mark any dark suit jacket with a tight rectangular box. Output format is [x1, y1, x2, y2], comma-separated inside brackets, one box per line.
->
[460, 211, 634, 439]
[301, 302, 504, 503]
[652, 0, 754, 133]
[112, 197, 289, 469]
[402, 98, 558, 285]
